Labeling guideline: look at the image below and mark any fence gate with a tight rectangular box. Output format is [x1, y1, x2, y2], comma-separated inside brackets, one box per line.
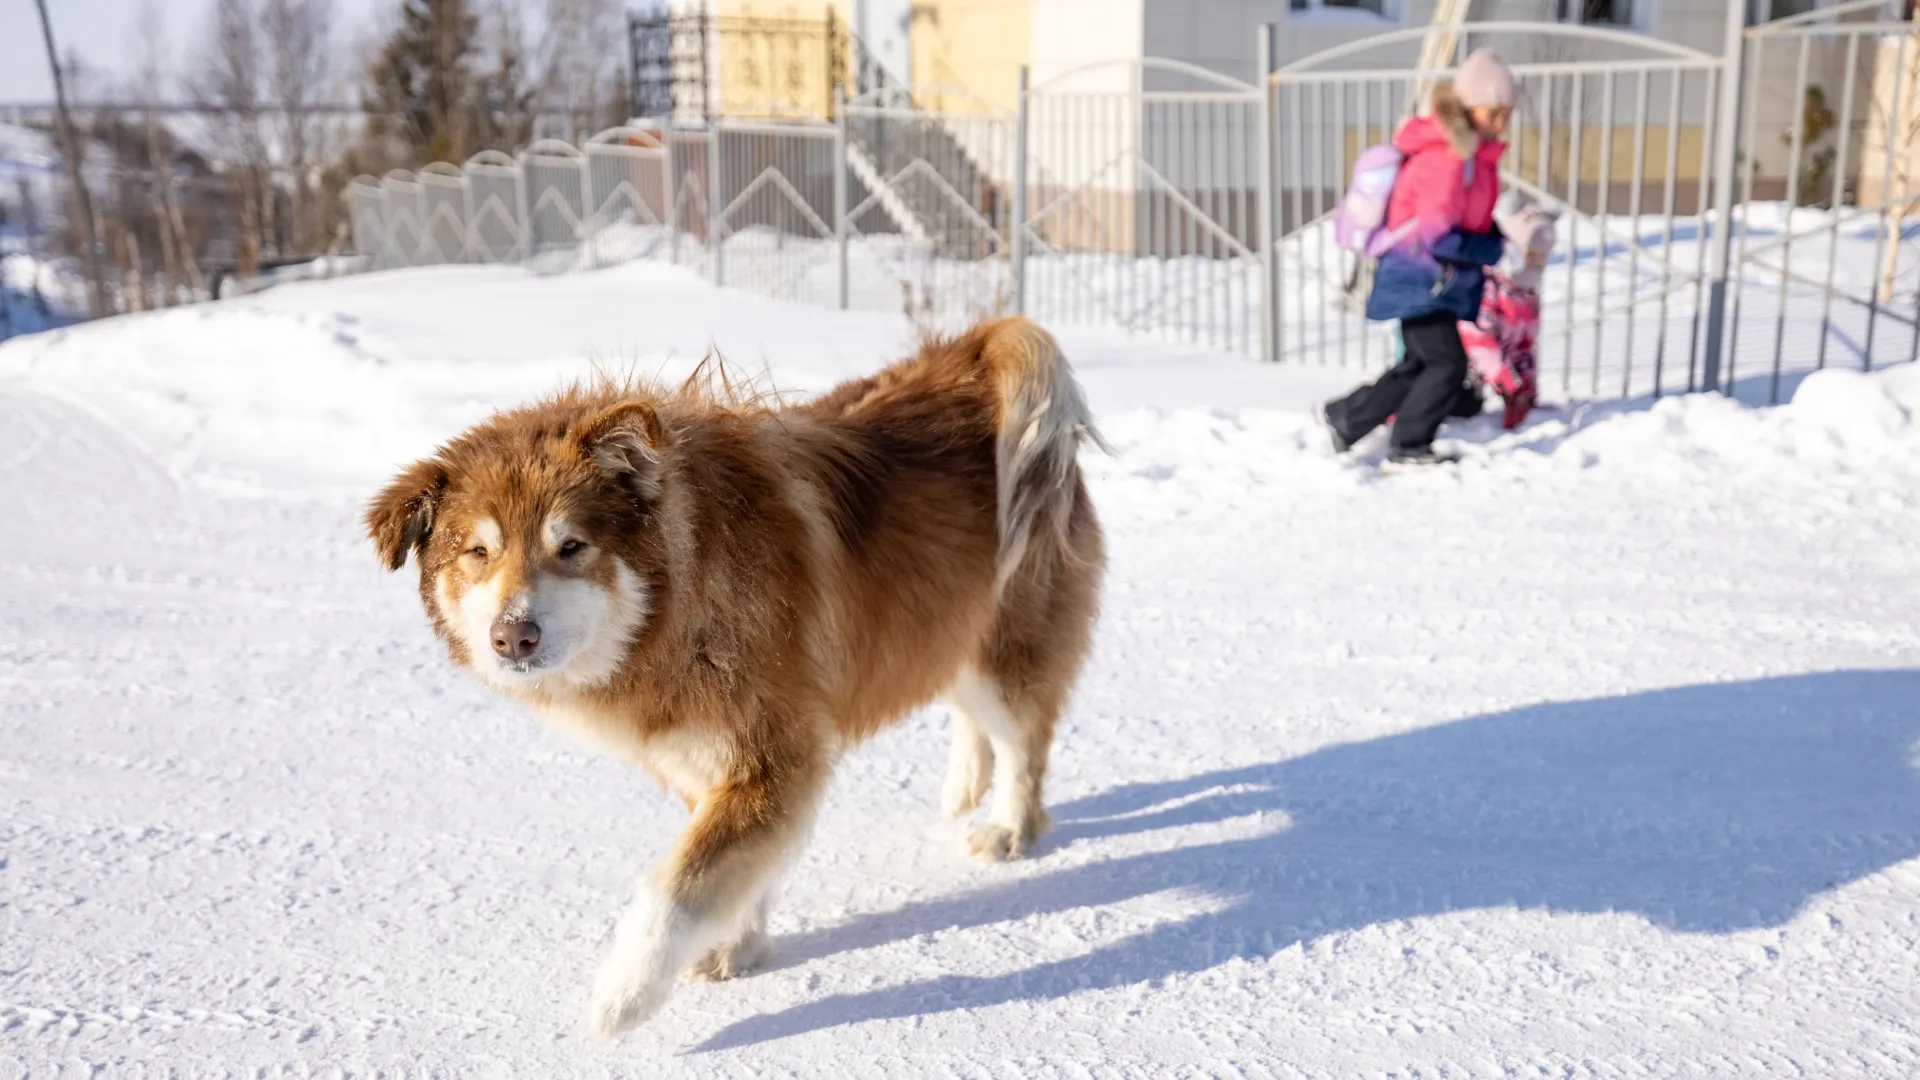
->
[840, 86, 1015, 329]
[1725, 2, 1920, 402]
[1020, 59, 1267, 357]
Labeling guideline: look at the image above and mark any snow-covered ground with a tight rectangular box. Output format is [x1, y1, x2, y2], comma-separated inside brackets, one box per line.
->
[3, 258, 1920, 1076]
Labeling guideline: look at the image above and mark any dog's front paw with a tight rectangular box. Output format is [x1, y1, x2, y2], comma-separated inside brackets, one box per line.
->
[687, 928, 774, 982]
[588, 964, 672, 1040]
[966, 823, 1028, 862]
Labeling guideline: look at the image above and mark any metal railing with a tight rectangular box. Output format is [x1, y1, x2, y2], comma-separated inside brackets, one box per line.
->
[345, 3, 1920, 406]
[1270, 21, 1728, 401]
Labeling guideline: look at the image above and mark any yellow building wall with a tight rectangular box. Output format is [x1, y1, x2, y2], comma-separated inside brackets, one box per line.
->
[708, 0, 855, 119]
[908, 0, 1031, 114]
[693, 0, 1027, 118]
[1336, 126, 1713, 186]
[1506, 127, 1714, 186]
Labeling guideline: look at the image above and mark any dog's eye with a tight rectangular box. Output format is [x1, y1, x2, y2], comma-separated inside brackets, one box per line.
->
[468, 545, 489, 559]
[558, 539, 587, 558]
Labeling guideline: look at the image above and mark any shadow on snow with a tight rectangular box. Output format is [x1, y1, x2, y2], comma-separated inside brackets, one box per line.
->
[696, 670, 1920, 1051]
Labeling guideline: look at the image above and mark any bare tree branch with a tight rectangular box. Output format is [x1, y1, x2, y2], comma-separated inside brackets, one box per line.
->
[33, 0, 110, 317]
[264, 0, 336, 252]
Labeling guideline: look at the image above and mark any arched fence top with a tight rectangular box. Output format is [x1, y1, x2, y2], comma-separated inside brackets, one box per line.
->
[585, 125, 666, 149]
[345, 174, 383, 193]
[464, 149, 519, 170]
[419, 161, 465, 182]
[1273, 20, 1717, 79]
[845, 83, 1011, 118]
[520, 139, 587, 162]
[1029, 57, 1260, 96]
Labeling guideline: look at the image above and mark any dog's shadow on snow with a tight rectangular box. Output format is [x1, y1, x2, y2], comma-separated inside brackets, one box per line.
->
[693, 670, 1920, 1052]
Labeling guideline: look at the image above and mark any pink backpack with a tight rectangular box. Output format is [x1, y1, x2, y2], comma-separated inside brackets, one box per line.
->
[1333, 143, 1410, 259]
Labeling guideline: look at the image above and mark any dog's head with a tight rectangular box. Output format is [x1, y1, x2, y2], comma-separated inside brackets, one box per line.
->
[366, 398, 667, 696]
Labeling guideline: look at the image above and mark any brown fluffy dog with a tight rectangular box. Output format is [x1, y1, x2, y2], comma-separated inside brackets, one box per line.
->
[365, 317, 1105, 1037]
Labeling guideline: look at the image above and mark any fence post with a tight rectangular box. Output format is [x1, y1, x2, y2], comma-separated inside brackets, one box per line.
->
[835, 87, 850, 310]
[666, 127, 680, 266]
[460, 168, 477, 264]
[514, 154, 532, 262]
[581, 151, 598, 271]
[1700, 0, 1748, 394]
[709, 122, 725, 287]
[1258, 23, 1279, 364]
[1012, 65, 1030, 316]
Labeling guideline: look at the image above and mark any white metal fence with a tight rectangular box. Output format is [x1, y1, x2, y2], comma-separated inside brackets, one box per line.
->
[345, 1, 1920, 406]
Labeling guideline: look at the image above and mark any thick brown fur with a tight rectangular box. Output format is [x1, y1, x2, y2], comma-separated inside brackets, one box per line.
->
[365, 316, 1105, 1038]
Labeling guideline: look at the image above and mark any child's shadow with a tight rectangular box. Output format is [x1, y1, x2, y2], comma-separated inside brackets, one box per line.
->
[695, 670, 1920, 1052]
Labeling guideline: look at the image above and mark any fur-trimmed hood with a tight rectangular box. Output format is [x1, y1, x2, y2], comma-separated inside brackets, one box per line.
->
[1397, 81, 1484, 161]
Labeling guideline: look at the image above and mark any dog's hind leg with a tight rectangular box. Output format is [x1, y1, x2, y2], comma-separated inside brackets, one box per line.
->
[940, 707, 994, 819]
[948, 667, 1054, 863]
[959, 492, 1102, 863]
[587, 740, 824, 1039]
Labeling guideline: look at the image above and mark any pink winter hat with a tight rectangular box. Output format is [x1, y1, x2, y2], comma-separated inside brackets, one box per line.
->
[1454, 48, 1515, 109]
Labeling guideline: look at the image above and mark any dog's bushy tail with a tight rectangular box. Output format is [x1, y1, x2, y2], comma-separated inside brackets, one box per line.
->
[980, 318, 1109, 595]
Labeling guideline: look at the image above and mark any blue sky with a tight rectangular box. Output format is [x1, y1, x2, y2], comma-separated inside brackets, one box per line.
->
[3, 0, 386, 103]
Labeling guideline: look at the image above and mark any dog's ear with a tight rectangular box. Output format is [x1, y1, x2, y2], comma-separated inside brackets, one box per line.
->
[366, 457, 448, 571]
[580, 401, 665, 501]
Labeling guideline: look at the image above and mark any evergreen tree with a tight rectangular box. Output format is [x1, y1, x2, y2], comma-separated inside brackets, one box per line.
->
[365, 0, 480, 164]
[471, 1, 537, 153]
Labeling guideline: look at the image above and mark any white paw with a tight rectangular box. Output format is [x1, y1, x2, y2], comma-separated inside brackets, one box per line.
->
[587, 964, 673, 1041]
[687, 929, 775, 982]
[966, 823, 1028, 863]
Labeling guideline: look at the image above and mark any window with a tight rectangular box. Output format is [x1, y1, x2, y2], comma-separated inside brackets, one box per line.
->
[1288, 0, 1395, 17]
[1761, 0, 1821, 19]
[1749, 1, 1832, 26]
[1555, 0, 1636, 25]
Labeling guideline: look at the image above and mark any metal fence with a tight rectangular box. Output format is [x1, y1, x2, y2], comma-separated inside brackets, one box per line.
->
[346, 1, 1920, 406]
[1269, 22, 1731, 402]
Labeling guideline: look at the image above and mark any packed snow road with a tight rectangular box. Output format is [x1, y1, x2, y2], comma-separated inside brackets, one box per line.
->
[3, 263, 1919, 1077]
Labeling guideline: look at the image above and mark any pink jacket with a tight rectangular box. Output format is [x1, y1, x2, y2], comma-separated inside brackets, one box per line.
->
[1385, 87, 1507, 254]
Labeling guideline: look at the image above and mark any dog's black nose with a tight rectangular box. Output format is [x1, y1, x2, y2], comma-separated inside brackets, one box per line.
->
[490, 617, 541, 660]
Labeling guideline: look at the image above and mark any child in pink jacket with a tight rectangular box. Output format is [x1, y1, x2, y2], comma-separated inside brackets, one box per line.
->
[1320, 48, 1517, 467]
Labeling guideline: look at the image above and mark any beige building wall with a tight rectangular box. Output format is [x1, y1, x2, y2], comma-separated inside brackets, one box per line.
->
[909, 0, 1033, 113]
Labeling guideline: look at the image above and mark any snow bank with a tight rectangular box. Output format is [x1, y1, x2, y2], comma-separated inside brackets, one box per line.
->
[6, 259, 1917, 500]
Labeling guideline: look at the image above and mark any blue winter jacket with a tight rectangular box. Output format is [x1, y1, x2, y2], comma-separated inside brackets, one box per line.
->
[1364, 228, 1507, 323]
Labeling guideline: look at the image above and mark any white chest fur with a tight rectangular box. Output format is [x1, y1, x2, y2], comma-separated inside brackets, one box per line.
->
[537, 700, 730, 803]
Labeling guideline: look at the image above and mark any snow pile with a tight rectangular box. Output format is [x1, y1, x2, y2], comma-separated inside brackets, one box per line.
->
[3, 263, 1919, 1074]
[7, 256, 1918, 497]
